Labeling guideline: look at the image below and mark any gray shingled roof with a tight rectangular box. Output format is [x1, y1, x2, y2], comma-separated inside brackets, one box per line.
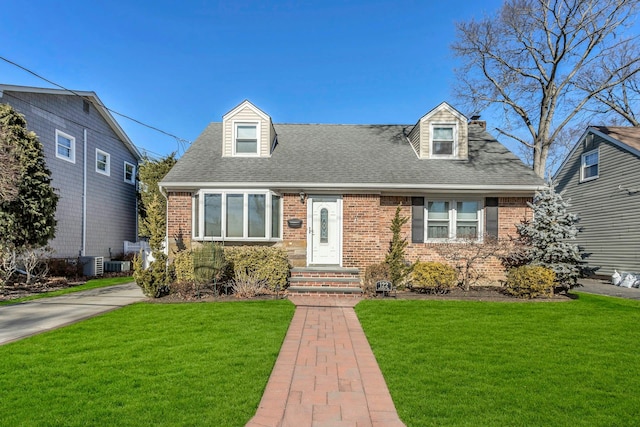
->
[161, 122, 543, 190]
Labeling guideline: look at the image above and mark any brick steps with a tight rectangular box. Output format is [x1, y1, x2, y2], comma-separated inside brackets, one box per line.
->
[287, 267, 362, 297]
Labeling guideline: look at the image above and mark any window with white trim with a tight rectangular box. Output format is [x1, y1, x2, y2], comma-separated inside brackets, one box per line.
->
[96, 149, 110, 175]
[194, 191, 281, 240]
[124, 162, 135, 184]
[430, 124, 457, 157]
[424, 199, 482, 241]
[55, 130, 75, 163]
[234, 123, 259, 155]
[581, 149, 599, 182]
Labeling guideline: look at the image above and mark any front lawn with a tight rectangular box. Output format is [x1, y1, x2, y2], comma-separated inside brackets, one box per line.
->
[356, 293, 640, 426]
[0, 300, 295, 426]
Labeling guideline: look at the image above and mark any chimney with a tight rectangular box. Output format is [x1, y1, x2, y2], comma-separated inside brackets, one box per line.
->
[469, 115, 486, 129]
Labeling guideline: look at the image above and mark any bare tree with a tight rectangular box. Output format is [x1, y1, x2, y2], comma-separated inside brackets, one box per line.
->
[452, 0, 640, 178]
[581, 51, 640, 126]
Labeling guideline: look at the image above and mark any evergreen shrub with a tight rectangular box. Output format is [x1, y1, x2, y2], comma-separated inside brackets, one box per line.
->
[411, 261, 457, 294]
[504, 265, 555, 298]
[133, 252, 169, 298]
[224, 246, 289, 291]
[172, 250, 194, 283]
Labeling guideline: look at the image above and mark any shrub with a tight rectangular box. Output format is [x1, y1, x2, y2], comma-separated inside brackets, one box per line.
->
[169, 281, 200, 300]
[231, 270, 268, 298]
[363, 262, 390, 296]
[504, 265, 556, 299]
[224, 246, 289, 291]
[172, 250, 194, 283]
[193, 243, 226, 284]
[133, 252, 169, 298]
[411, 261, 457, 294]
[47, 257, 82, 278]
[385, 205, 410, 289]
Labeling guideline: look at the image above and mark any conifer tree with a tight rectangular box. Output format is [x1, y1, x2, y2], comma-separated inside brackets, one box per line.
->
[137, 153, 177, 238]
[0, 104, 58, 248]
[510, 185, 584, 291]
[385, 204, 410, 288]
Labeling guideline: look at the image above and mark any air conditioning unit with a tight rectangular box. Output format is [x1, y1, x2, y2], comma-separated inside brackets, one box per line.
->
[104, 261, 131, 272]
[80, 256, 104, 276]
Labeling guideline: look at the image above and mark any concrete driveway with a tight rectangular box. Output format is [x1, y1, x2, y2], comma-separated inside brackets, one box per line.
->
[0, 282, 145, 345]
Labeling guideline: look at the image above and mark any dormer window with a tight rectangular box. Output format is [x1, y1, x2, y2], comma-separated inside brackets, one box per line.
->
[234, 123, 259, 155]
[431, 124, 457, 157]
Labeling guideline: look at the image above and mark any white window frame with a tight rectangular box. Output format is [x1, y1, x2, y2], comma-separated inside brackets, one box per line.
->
[232, 121, 261, 156]
[124, 162, 136, 184]
[55, 130, 75, 163]
[580, 149, 599, 182]
[96, 149, 110, 176]
[193, 190, 282, 241]
[424, 198, 484, 242]
[430, 123, 458, 158]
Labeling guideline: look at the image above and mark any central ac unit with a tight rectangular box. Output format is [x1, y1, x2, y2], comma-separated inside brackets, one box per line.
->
[80, 256, 104, 276]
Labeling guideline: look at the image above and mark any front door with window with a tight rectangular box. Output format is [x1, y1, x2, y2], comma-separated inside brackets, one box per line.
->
[308, 196, 341, 265]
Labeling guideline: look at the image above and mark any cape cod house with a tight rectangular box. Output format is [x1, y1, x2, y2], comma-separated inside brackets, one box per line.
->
[160, 100, 544, 293]
[554, 126, 640, 276]
[0, 84, 141, 263]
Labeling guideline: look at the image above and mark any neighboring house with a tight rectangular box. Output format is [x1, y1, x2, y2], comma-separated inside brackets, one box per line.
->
[554, 126, 640, 276]
[160, 100, 543, 293]
[0, 84, 141, 260]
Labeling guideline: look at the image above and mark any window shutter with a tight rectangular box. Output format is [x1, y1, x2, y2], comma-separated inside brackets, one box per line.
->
[411, 197, 424, 243]
[485, 197, 499, 239]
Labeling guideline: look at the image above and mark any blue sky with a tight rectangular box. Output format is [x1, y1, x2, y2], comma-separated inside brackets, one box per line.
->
[1, 0, 506, 159]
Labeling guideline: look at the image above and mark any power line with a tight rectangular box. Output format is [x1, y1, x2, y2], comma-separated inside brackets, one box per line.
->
[0, 55, 190, 151]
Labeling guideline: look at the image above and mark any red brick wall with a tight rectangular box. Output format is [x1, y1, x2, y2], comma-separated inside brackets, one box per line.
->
[280, 193, 307, 267]
[167, 191, 193, 254]
[165, 190, 532, 282]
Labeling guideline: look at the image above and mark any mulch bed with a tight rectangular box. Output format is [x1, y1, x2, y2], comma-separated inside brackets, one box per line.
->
[1, 279, 572, 304]
[0, 279, 85, 302]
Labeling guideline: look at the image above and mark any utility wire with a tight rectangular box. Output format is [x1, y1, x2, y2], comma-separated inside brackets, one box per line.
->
[0, 55, 190, 150]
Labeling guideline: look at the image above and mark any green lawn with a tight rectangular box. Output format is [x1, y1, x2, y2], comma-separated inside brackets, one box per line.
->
[0, 300, 295, 426]
[0, 276, 135, 306]
[356, 293, 640, 427]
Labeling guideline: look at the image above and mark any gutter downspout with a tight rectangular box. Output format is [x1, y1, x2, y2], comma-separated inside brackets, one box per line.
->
[82, 129, 87, 256]
[159, 184, 169, 256]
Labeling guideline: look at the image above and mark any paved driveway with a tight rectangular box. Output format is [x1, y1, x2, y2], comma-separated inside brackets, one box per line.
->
[0, 283, 145, 345]
[577, 278, 640, 300]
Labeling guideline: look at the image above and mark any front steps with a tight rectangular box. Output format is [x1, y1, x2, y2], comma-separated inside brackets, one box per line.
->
[287, 267, 362, 297]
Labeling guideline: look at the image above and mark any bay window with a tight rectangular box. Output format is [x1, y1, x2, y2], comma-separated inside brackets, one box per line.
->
[194, 191, 281, 240]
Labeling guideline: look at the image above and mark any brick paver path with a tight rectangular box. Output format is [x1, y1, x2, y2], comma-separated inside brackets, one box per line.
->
[246, 296, 405, 427]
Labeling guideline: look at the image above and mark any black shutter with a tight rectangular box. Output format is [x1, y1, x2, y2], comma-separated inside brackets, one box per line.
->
[411, 197, 424, 243]
[485, 197, 499, 239]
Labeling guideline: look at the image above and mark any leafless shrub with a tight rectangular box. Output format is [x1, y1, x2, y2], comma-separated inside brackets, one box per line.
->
[0, 244, 18, 287]
[19, 246, 51, 285]
[433, 236, 512, 290]
[231, 270, 267, 298]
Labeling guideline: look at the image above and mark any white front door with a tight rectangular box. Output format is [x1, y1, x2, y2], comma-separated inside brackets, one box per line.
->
[308, 196, 341, 265]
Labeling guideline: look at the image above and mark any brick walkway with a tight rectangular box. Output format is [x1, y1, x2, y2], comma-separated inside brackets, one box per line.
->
[246, 296, 405, 427]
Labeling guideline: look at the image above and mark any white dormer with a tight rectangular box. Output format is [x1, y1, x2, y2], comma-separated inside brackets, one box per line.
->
[222, 100, 276, 157]
[408, 102, 468, 160]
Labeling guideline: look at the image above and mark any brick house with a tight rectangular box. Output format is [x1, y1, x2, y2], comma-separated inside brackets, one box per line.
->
[1, 84, 141, 260]
[160, 100, 543, 293]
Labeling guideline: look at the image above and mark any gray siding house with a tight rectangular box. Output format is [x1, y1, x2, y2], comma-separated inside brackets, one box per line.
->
[555, 126, 640, 276]
[0, 84, 141, 259]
